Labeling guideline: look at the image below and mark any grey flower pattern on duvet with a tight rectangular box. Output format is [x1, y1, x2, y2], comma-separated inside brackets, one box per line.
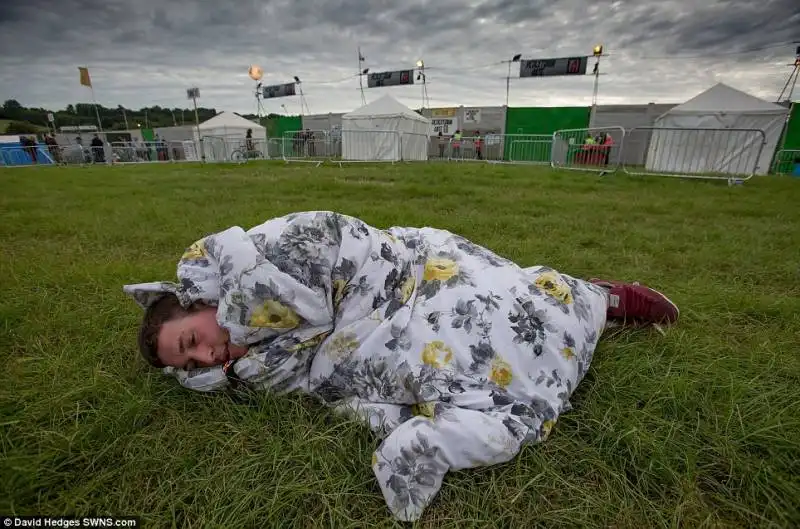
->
[123, 211, 608, 522]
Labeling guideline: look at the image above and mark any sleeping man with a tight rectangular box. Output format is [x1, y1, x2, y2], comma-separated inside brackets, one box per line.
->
[123, 211, 678, 522]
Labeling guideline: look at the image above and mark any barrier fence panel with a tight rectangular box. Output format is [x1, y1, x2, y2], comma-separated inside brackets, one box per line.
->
[265, 138, 283, 159]
[481, 133, 506, 163]
[430, 136, 447, 160]
[622, 127, 766, 181]
[551, 127, 625, 173]
[282, 130, 329, 166]
[504, 134, 553, 164]
[56, 144, 93, 165]
[334, 130, 401, 165]
[444, 136, 501, 162]
[109, 141, 169, 164]
[770, 149, 800, 175]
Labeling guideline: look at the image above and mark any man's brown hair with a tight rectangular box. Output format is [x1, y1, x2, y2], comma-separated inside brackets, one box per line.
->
[137, 293, 200, 368]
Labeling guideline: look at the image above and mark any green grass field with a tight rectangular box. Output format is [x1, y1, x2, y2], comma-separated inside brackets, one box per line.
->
[1, 162, 799, 528]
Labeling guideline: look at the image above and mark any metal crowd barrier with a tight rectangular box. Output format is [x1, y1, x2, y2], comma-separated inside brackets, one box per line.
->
[108, 141, 187, 164]
[2, 128, 786, 183]
[506, 134, 553, 165]
[400, 132, 430, 162]
[622, 126, 766, 181]
[281, 130, 329, 166]
[440, 135, 498, 162]
[199, 136, 271, 163]
[551, 127, 625, 173]
[770, 149, 800, 175]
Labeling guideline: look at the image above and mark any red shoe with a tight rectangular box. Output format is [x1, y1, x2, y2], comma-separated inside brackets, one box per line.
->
[590, 279, 679, 325]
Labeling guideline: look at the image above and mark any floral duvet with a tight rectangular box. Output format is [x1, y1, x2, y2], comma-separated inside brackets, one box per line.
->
[124, 211, 609, 521]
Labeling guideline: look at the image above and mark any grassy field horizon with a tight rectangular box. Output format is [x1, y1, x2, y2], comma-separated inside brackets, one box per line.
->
[1, 161, 799, 528]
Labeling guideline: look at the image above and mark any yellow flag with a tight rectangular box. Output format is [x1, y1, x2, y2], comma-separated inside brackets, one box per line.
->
[78, 67, 92, 87]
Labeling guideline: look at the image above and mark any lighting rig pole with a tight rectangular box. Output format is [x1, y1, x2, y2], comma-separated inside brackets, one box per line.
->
[589, 44, 605, 128]
[358, 47, 367, 105]
[416, 59, 430, 109]
[503, 54, 522, 107]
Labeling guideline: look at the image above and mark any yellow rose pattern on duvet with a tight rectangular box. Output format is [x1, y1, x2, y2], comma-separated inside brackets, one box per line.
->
[123, 211, 609, 522]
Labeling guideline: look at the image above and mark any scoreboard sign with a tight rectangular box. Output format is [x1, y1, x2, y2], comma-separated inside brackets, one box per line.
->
[519, 56, 588, 78]
[262, 83, 297, 99]
[367, 70, 414, 88]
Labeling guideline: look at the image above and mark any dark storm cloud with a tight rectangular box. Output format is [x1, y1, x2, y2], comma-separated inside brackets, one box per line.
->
[666, 0, 799, 54]
[0, 0, 795, 113]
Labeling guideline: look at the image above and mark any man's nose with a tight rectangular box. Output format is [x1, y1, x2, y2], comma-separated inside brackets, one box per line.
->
[188, 345, 215, 366]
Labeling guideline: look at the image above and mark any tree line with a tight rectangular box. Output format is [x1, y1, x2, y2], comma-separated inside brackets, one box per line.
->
[0, 99, 225, 133]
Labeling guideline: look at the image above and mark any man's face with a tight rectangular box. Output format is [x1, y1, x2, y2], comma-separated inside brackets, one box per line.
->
[156, 306, 248, 369]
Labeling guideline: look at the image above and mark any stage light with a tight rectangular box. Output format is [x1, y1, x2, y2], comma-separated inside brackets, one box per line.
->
[416, 59, 424, 68]
[593, 45, 603, 57]
[362, 68, 369, 74]
[293, 76, 301, 83]
[248, 65, 263, 81]
[512, 54, 521, 62]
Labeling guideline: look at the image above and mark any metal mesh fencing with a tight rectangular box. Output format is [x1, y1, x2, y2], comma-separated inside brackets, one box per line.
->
[551, 127, 625, 172]
[623, 126, 766, 181]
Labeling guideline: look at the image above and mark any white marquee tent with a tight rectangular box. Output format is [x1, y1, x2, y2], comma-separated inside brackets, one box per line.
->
[192, 112, 267, 161]
[341, 95, 430, 161]
[645, 83, 789, 176]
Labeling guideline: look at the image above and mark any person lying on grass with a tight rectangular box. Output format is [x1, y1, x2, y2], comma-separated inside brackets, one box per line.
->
[123, 210, 678, 522]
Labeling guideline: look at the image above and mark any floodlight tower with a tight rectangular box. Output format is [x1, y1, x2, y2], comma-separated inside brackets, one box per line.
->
[416, 59, 430, 109]
[589, 44, 605, 127]
[186, 86, 205, 162]
[358, 47, 368, 105]
[248, 64, 265, 122]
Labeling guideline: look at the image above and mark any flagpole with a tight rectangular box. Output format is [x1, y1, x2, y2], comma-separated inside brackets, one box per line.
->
[83, 65, 103, 133]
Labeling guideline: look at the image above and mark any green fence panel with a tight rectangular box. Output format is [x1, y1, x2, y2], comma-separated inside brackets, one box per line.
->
[503, 107, 590, 161]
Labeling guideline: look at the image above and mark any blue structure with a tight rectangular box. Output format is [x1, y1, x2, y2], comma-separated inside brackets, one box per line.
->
[0, 141, 54, 166]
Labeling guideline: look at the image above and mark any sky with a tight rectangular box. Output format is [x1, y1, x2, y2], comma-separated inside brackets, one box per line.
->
[0, 0, 798, 116]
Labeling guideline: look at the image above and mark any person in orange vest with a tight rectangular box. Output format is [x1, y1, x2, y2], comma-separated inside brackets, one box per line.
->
[474, 130, 482, 160]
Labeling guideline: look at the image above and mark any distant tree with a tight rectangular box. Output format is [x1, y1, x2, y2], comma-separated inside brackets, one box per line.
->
[0, 101, 219, 132]
[2, 99, 23, 120]
[6, 120, 42, 134]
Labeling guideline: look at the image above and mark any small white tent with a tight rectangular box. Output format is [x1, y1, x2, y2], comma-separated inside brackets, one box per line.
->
[193, 112, 267, 161]
[645, 83, 788, 176]
[341, 95, 430, 161]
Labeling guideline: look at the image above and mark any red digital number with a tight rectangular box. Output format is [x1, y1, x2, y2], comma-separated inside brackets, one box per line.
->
[567, 59, 580, 74]
[400, 71, 409, 83]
